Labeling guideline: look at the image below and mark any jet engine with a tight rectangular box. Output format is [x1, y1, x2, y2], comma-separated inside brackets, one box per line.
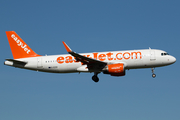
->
[102, 63, 125, 76]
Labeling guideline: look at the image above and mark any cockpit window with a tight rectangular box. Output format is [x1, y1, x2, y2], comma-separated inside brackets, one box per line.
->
[161, 53, 169, 56]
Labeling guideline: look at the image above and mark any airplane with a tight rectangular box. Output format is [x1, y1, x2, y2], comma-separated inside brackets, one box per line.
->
[4, 31, 176, 82]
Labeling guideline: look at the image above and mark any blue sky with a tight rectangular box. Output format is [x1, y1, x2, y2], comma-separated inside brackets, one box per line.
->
[0, 0, 180, 120]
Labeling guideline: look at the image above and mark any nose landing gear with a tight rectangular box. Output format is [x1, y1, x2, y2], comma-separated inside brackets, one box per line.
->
[151, 68, 156, 78]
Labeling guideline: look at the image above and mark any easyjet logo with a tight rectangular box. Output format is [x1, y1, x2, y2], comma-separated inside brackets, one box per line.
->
[11, 34, 30, 54]
[56, 52, 142, 64]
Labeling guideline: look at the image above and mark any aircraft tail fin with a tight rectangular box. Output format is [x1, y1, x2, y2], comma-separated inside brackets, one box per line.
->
[6, 31, 41, 59]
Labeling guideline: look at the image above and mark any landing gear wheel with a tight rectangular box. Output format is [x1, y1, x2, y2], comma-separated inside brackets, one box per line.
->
[152, 74, 156, 78]
[151, 68, 156, 78]
[92, 75, 99, 82]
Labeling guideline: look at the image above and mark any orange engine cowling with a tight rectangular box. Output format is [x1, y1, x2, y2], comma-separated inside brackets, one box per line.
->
[102, 63, 125, 76]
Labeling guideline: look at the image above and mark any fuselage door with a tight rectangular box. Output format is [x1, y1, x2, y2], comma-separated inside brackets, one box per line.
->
[37, 58, 43, 69]
[150, 50, 156, 61]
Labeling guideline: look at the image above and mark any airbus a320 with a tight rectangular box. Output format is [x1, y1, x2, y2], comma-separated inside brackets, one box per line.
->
[4, 31, 176, 82]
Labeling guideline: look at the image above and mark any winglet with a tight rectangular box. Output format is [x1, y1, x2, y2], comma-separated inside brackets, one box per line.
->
[62, 41, 72, 52]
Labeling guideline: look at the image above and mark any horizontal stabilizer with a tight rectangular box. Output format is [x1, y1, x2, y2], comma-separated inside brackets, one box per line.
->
[5, 59, 27, 66]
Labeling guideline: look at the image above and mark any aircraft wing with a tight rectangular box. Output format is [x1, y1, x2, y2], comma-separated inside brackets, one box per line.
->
[62, 41, 107, 71]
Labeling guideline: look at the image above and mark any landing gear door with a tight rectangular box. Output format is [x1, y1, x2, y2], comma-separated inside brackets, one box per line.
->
[37, 58, 43, 69]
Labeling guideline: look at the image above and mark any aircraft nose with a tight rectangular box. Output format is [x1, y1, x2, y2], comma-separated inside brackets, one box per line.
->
[170, 56, 176, 64]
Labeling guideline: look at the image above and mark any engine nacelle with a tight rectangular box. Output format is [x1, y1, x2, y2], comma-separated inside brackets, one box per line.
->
[102, 63, 125, 76]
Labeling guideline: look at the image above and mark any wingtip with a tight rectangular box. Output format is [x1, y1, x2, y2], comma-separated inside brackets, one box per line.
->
[62, 41, 72, 52]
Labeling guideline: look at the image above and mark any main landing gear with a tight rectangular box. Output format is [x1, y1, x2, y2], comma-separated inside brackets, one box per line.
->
[92, 72, 99, 82]
[151, 68, 156, 78]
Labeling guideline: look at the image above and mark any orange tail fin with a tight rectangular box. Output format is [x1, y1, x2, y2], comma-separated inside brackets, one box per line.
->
[6, 31, 41, 59]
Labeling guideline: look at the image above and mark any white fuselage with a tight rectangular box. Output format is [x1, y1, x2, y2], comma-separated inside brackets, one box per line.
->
[4, 49, 176, 73]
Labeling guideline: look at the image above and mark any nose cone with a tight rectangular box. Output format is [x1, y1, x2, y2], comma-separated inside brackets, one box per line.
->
[170, 56, 176, 64]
